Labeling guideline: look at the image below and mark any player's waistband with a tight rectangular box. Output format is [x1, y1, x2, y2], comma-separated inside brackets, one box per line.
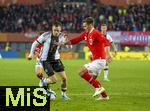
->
[93, 57, 106, 61]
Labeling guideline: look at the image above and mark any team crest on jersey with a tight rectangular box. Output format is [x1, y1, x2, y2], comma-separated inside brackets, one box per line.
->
[89, 37, 93, 45]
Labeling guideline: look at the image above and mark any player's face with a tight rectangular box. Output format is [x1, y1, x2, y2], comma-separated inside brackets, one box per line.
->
[82, 22, 92, 32]
[82, 22, 88, 30]
[101, 26, 107, 35]
[52, 26, 61, 36]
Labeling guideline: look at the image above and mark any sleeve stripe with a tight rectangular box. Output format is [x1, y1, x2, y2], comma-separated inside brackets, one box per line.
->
[36, 40, 42, 45]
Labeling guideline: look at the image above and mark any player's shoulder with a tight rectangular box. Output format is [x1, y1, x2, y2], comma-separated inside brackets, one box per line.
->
[106, 34, 113, 42]
[59, 32, 66, 39]
[59, 32, 65, 37]
[106, 34, 112, 39]
[80, 30, 87, 35]
[94, 28, 99, 32]
[93, 28, 102, 36]
[106, 34, 112, 37]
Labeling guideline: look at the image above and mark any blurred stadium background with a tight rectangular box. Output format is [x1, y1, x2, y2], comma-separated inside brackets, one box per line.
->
[0, 0, 150, 111]
[0, 0, 149, 60]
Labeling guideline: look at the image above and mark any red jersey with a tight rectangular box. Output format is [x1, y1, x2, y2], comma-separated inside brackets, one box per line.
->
[70, 28, 110, 60]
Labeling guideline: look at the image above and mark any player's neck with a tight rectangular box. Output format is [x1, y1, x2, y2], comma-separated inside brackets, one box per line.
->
[102, 32, 107, 35]
[88, 27, 94, 33]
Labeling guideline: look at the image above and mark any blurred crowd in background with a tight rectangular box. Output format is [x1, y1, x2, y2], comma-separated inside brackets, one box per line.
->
[0, 1, 149, 33]
[94, 5, 150, 31]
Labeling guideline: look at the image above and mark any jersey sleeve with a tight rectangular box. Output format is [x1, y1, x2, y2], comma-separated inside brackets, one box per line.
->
[36, 33, 47, 44]
[28, 41, 39, 58]
[107, 34, 113, 43]
[70, 31, 85, 45]
[28, 33, 48, 58]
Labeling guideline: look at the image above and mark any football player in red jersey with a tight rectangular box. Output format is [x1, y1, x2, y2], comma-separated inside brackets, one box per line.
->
[57, 17, 112, 100]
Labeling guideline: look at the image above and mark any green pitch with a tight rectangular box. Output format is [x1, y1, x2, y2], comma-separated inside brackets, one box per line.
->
[0, 59, 150, 111]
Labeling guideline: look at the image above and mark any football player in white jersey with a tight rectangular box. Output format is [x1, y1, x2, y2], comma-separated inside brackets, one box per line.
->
[28, 21, 70, 100]
[100, 24, 117, 81]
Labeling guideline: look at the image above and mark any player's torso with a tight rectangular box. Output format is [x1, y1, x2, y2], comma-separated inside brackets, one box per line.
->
[46, 34, 60, 60]
[40, 32, 65, 61]
[84, 29, 106, 60]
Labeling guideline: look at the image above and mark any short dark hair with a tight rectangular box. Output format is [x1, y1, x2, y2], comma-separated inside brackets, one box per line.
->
[83, 17, 94, 25]
[52, 21, 62, 27]
[101, 24, 107, 27]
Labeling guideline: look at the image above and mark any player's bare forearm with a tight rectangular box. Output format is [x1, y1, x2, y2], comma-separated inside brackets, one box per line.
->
[54, 40, 71, 46]
[111, 42, 117, 53]
[64, 40, 72, 45]
[105, 46, 112, 63]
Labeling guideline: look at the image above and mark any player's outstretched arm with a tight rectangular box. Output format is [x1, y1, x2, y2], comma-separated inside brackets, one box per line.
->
[54, 40, 71, 46]
[111, 42, 117, 54]
[55, 32, 85, 46]
[27, 41, 39, 60]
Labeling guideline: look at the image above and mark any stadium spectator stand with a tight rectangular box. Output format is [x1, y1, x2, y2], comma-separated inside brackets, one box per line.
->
[0, 0, 149, 32]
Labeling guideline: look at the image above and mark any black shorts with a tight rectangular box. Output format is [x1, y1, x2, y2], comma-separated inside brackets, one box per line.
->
[42, 59, 64, 77]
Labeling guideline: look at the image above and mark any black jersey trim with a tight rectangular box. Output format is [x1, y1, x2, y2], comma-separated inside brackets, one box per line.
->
[36, 40, 42, 45]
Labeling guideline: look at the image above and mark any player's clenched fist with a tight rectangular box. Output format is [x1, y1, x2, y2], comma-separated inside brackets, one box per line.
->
[106, 55, 112, 63]
[27, 55, 32, 60]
